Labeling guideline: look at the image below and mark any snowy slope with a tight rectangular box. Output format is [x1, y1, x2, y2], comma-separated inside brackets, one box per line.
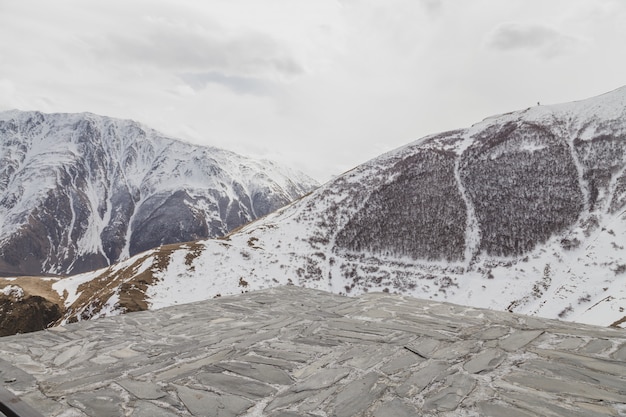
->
[0, 110, 318, 276]
[46, 86, 626, 328]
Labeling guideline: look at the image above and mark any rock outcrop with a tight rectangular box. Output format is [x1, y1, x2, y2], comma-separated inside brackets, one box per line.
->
[0, 286, 624, 416]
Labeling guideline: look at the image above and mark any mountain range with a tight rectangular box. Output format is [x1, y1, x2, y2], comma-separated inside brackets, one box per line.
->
[1, 87, 626, 335]
[0, 110, 318, 277]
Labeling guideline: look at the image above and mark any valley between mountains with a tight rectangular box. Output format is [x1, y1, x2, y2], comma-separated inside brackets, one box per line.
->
[1, 87, 626, 335]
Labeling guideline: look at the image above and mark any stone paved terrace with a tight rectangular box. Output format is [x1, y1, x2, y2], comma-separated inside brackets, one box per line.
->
[1, 286, 625, 417]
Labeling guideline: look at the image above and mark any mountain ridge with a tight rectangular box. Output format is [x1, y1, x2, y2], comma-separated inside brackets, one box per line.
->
[0, 110, 318, 276]
[2, 86, 626, 334]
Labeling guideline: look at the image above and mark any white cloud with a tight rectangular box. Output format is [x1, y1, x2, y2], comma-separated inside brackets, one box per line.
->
[0, 0, 625, 182]
[91, 16, 304, 80]
[485, 22, 584, 57]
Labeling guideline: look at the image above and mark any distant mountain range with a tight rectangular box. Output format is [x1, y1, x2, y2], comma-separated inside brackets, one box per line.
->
[0, 110, 318, 277]
[2, 86, 625, 335]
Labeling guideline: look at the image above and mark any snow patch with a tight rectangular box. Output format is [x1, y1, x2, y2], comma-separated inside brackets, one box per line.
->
[519, 142, 547, 153]
[1, 285, 24, 299]
[52, 272, 102, 308]
[454, 132, 481, 266]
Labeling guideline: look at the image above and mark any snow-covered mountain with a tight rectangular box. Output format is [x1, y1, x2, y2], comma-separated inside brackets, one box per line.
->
[3, 86, 626, 333]
[0, 110, 318, 276]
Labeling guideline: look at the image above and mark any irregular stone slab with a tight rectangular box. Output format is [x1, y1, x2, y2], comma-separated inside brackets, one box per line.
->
[518, 317, 550, 330]
[499, 330, 544, 352]
[612, 343, 626, 361]
[233, 329, 280, 350]
[292, 368, 351, 392]
[263, 316, 307, 331]
[575, 401, 624, 416]
[298, 387, 337, 412]
[294, 336, 342, 347]
[477, 401, 535, 417]
[0, 358, 37, 392]
[264, 389, 311, 412]
[464, 348, 506, 374]
[531, 348, 626, 376]
[267, 412, 317, 417]
[521, 359, 626, 392]
[53, 344, 83, 366]
[40, 368, 125, 396]
[506, 373, 626, 403]
[373, 398, 418, 417]
[555, 337, 584, 350]
[499, 390, 613, 417]
[89, 354, 119, 366]
[292, 353, 340, 379]
[531, 323, 620, 340]
[216, 361, 293, 385]
[110, 346, 141, 359]
[359, 308, 394, 319]
[252, 348, 310, 363]
[131, 401, 179, 417]
[475, 326, 510, 340]
[238, 354, 297, 370]
[380, 351, 423, 375]
[116, 379, 166, 400]
[329, 372, 386, 417]
[404, 337, 440, 358]
[128, 357, 177, 378]
[324, 318, 391, 336]
[396, 360, 451, 396]
[269, 341, 330, 355]
[196, 372, 276, 399]
[155, 349, 233, 382]
[66, 389, 124, 417]
[430, 340, 478, 360]
[65, 350, 97, 368]
[339, 346, 389, 370]
[382, 321, 456, 341]
[423, 373, 476, 412]
[580, 339, 613, 354]
[174, 384, 253, 417]
[20, 390, 67, 417]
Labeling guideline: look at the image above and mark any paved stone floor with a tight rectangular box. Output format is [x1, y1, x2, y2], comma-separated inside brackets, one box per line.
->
[1, 286, 625, 416]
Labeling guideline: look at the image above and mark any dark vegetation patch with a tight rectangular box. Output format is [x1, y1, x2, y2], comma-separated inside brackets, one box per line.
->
[460, 122, 584, 257]
[335, 148, 466, 261]
[184, 242, 205, 270]
[574, 132, 626, 212]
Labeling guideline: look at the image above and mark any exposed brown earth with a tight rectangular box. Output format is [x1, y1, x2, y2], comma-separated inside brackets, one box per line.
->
[0, 294, 62, 336]
[0, 277, 63, 336]
[0, 245, 179, 335]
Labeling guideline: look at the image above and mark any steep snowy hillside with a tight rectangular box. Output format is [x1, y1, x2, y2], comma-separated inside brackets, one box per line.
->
[0, 111, 318, 276]
[4, 86, 625, 332]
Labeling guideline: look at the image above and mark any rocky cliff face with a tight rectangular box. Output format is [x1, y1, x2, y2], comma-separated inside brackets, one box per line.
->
[0, 111, 318, 276]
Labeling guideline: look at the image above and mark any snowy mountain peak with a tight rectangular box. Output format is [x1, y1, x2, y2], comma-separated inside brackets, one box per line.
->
[0, 110, 318, 276]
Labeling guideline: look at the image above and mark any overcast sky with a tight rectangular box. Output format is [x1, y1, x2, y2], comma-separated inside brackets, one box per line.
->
[1, 0, 625, 182]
